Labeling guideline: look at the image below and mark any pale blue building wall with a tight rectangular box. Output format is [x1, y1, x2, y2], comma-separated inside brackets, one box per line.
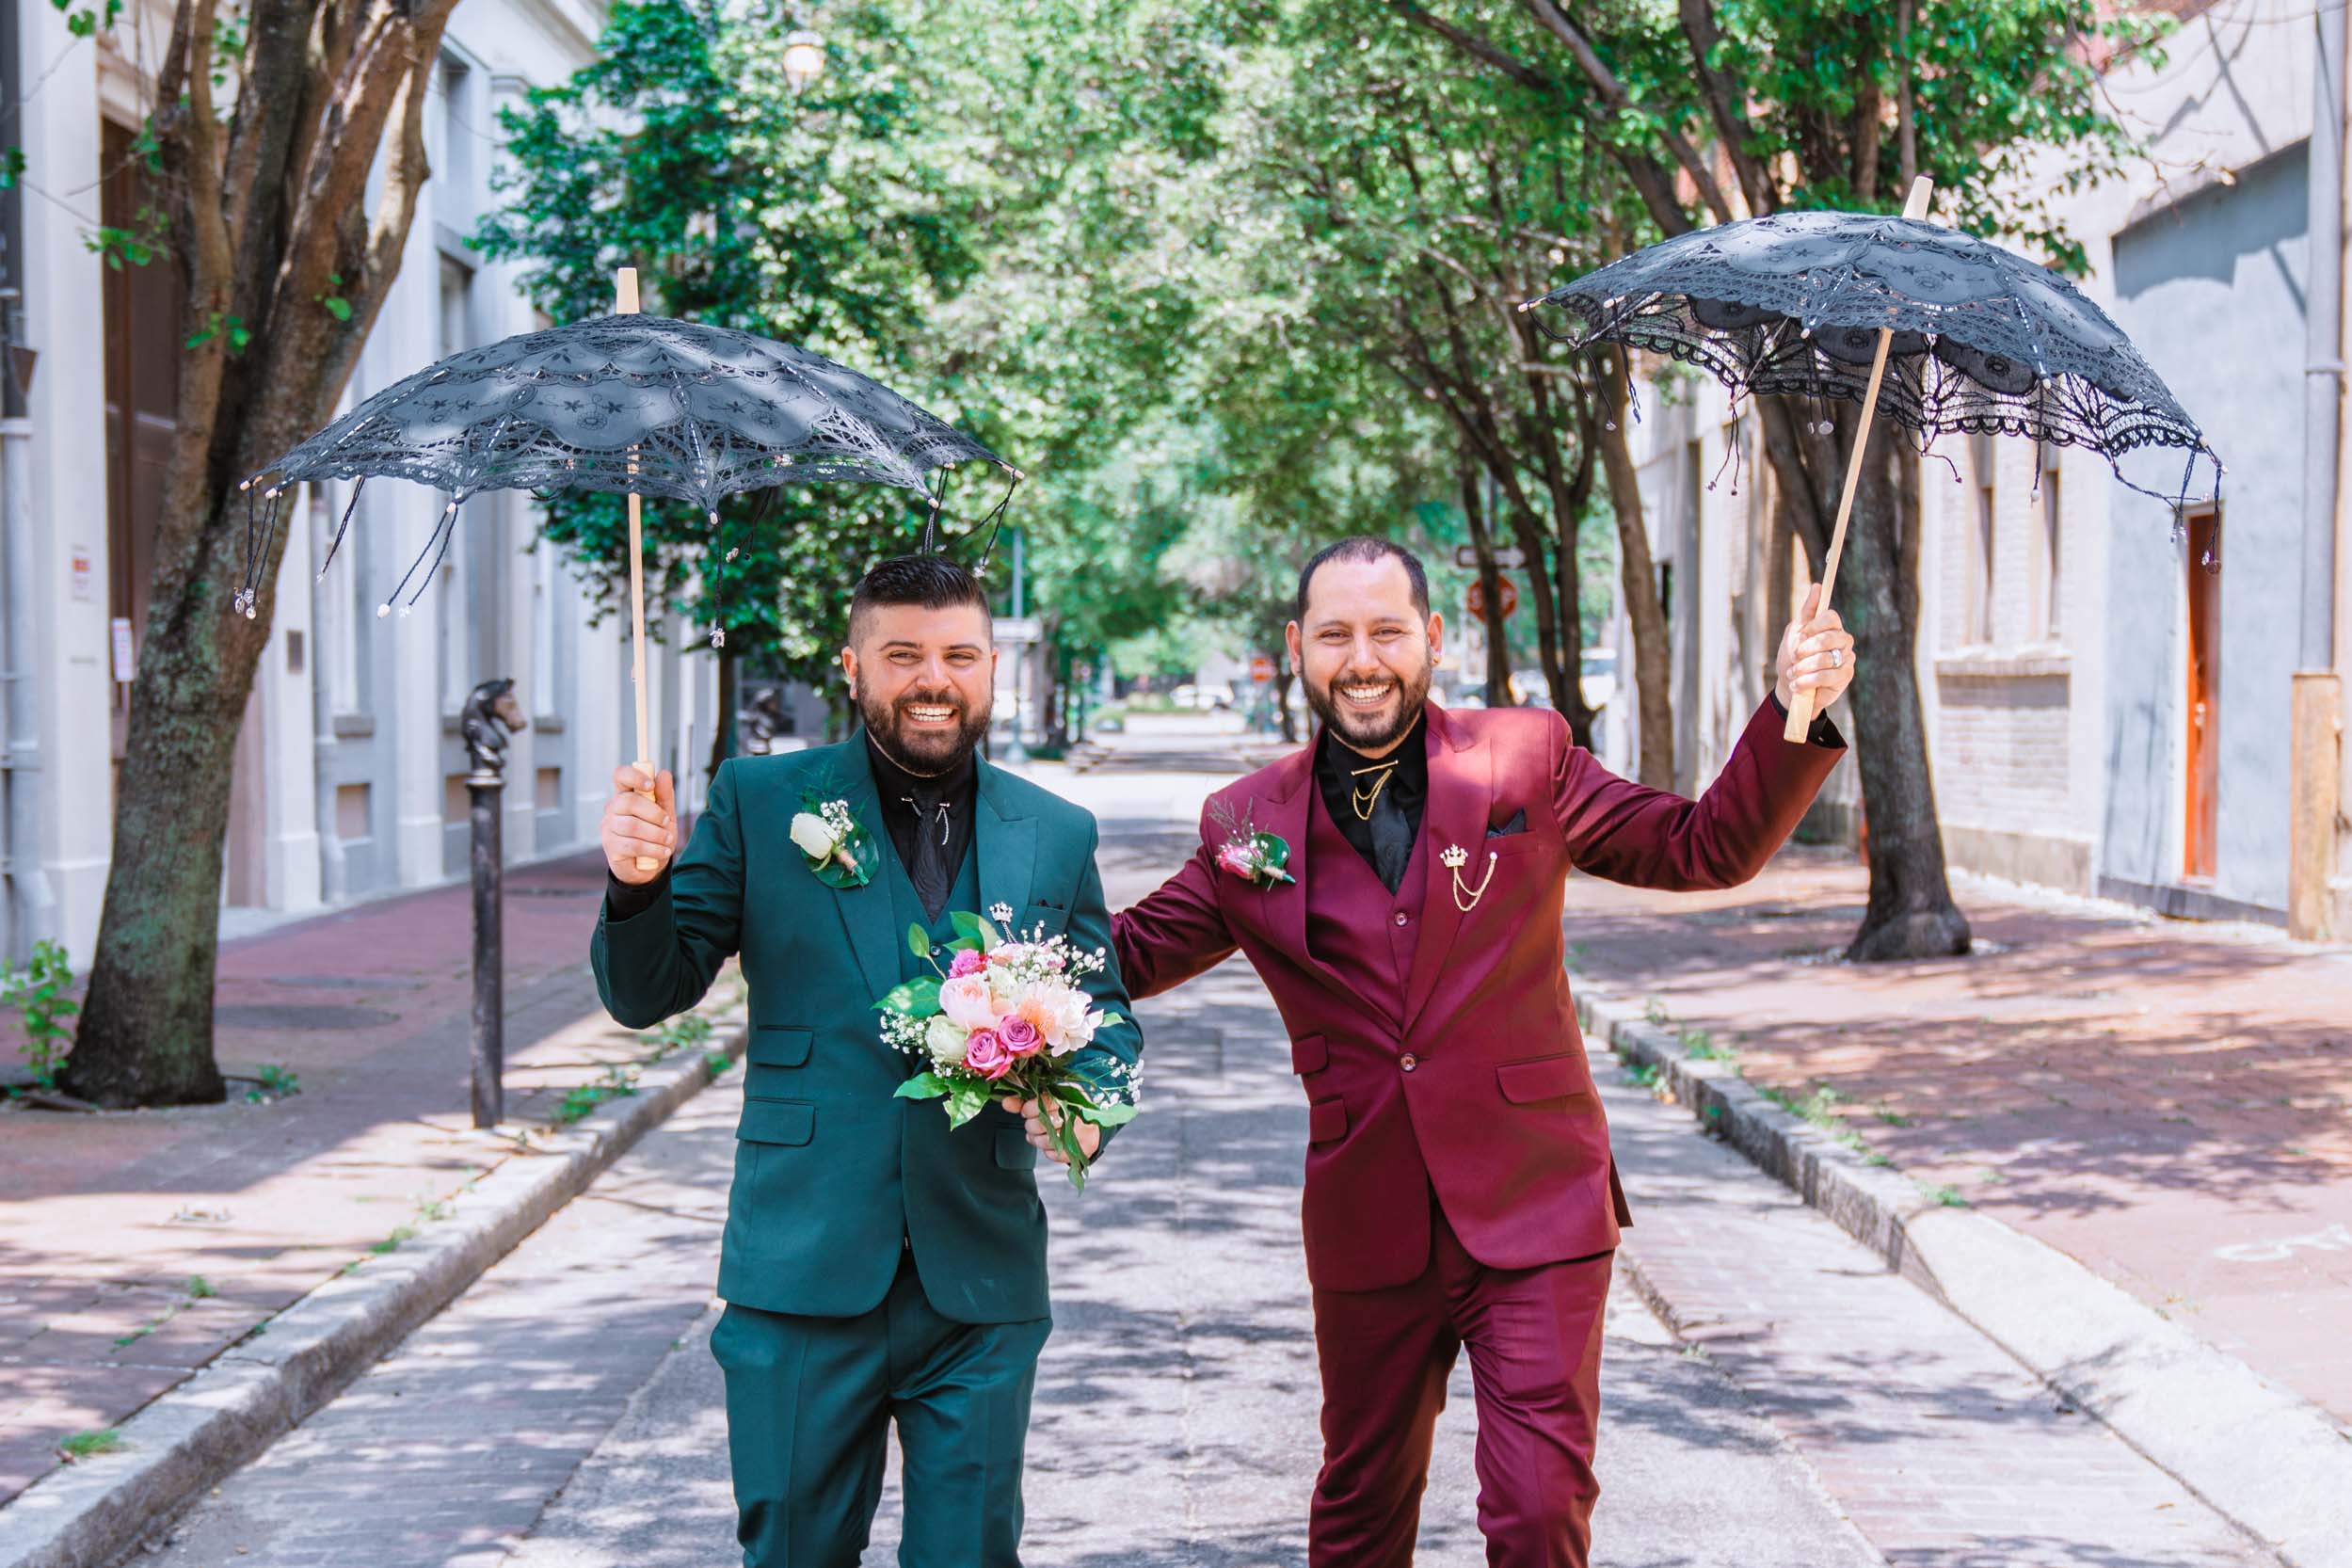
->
[2102, 140, 2308, 913]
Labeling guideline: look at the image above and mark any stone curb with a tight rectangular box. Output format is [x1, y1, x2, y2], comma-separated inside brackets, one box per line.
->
[1577, 984, 2352, 1568]
[0, 1004, 748, 1568]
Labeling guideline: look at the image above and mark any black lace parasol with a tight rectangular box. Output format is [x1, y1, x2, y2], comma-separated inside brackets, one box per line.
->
[1525, 179, 2222, 742]
[1523, 202, 2221, 515]
[234, 274, 1016, 855]
[233, 310, 1016, 632]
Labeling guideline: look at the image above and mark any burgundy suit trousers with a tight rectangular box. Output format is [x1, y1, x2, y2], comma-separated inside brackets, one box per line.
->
[1308, 1192, 1612, 1568]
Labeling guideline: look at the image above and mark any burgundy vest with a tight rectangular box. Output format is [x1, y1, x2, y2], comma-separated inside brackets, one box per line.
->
[1304, 783, 1426, 1027]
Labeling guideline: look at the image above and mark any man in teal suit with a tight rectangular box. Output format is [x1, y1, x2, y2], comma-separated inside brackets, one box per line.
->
[593, 555, 1143, 1567]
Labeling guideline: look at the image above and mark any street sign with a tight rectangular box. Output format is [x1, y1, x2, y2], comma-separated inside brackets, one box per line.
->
[1465, 577, 1519, 619]
[1249, 654, 1276, 685]
[992, 616, 1044, 645]
[1454, 544, 1526, 570]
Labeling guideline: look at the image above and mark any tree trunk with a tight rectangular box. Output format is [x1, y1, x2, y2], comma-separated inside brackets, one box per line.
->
[1593, 387, 1673, 789]
[1502, 501, 1569, 716]
[66, 498, 261, 1105]
[1766, 486, 1796, 697]
[1834, 422, 1972, 961]
[1547, 513, 1596, 749]
[709, 648, 738, 787]
[1459, 458, 1515, 703]
[1035, 628, 1065, 749]
[67, 0, 461, 1107]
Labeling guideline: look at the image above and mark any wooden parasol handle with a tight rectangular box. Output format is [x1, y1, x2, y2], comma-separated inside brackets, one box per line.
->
[1783, 173, 1935, 743]
[616, 267, 661, 872]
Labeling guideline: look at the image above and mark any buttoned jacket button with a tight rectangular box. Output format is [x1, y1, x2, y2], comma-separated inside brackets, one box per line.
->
[1400, 1052, 1418, 1072]
[1393, 910, 1409, 927]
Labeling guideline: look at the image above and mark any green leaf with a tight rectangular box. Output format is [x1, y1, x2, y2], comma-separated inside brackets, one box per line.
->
[944, 1080, 991, 1128]
[893, 1072, 950, 1100]
[0, 149, 24, 190]
[907, 922, 932, 959]
[1070, 1099, 1137, 1128]
[949, 910, 993, 947]
[320, 296, 353, 322]
[872, 975, 941, 1016]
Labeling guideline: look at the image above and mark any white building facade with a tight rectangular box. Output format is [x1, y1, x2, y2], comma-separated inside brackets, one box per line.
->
[1, 0, 720, 969]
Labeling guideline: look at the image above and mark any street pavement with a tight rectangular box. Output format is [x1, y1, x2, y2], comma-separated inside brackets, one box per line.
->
[103, 714, 2282, 1566]
[1556, 821, 2352, 1432]
[0, 850, 675, 1509]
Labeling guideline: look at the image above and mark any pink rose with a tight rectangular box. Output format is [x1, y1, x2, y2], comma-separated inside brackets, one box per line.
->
[1217, 845, 1256, 879]
[939, 973, 999, 1031]
[964, 1028, 1013, 1080]
[949, 949, 988, 979]
[999, 1015, 1043, 1058]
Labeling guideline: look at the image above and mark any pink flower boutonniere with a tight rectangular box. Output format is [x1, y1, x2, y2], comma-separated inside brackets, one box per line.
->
[1208, 797, 1294, 888]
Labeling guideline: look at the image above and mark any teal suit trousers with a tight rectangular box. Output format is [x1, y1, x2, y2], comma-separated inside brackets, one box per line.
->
[709, 1248, 1052, 1567]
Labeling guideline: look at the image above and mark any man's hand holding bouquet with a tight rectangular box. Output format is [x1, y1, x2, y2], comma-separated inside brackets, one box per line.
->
[879, 913, 1139, 1189]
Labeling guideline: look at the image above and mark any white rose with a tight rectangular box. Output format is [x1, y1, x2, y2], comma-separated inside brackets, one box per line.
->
[925, 1014, 968, 1064]
[1050, 989, 1094, 1045]
[986, 965, 1022, 1007]
[789, 811, 835, 861]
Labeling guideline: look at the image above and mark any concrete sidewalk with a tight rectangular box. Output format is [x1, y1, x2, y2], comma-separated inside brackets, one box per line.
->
[0, 850, 720, 1511]
[1556, 846, 2352, 1435]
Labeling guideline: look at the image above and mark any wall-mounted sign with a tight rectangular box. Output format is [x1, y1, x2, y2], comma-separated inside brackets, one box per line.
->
[70, 545, 94, 600]
[1454, 544, 1526, 570]
[110, 616, 136, 682]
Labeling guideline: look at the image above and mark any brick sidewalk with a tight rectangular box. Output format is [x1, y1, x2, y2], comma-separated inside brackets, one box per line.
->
[0, 850, 719, 1508]
[1563, 842, 2352, 1432]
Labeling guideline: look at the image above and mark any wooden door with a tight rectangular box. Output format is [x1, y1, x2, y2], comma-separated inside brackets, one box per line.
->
[101, 120, 184, 760]
[2184, 507, 2220, 881]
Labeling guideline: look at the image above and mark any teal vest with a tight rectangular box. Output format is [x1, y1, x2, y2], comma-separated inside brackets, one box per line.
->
[883, 825, 984, 991]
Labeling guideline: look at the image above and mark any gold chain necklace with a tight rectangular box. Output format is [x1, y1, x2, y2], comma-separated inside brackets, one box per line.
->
[1349, 760, 1400, 821]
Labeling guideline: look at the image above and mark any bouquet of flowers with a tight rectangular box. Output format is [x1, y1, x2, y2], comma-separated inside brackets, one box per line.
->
[878, 912, 1138, 1189]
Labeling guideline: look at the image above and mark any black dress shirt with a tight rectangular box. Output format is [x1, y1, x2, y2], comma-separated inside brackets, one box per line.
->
[1314, 711, 1429, 894]
[1766, 687, 1844, 748]
[863, 734, 978, 917]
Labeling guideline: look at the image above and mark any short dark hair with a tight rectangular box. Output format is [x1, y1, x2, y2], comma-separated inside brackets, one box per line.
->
[847, 554, 991, 647]
[1295, 536, 1430, 621]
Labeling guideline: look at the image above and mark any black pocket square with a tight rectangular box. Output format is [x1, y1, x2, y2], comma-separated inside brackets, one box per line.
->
[1487, 808, 1528, 839]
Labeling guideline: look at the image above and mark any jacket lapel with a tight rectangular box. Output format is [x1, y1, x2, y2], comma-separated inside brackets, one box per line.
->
[975, 762, 1036, 928]
[1400, 704, 1490, 1032]
[832, 738, 904, 1001]
[1256, 748, 1319, 983]
[1248, 740, 1364, 1002]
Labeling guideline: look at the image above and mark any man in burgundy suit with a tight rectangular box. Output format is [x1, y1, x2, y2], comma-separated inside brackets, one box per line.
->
[1032, 536, 1852, 1566]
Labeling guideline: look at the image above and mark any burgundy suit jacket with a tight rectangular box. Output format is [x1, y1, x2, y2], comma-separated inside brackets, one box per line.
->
[1112, 695, 1846, 1292]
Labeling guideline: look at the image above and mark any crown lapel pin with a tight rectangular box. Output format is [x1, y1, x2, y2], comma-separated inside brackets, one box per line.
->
[1442, 844, 1498, 913]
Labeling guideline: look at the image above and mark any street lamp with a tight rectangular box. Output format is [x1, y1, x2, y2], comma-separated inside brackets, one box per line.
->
[782, 29, 824, 94]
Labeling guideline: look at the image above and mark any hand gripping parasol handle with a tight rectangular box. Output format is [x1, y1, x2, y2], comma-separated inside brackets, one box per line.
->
[616, 267, 662, 872]
[1784, 173, 1936, 744]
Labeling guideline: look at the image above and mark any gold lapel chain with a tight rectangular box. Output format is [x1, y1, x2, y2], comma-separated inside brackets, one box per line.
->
[1349, 759, 1400, 821]
[1440, 844, 1498, 912]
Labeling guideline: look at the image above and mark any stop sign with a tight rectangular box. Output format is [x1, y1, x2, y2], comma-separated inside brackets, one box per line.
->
[1466, 576, 1519, 618]
[1250, 654, 1276, 684]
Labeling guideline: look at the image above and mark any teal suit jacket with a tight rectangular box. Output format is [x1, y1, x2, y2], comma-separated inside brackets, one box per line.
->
[591, 738, 1143, 1324]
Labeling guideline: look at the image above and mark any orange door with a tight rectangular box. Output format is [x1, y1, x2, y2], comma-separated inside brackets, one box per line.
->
[2184, 508, 2220, 881]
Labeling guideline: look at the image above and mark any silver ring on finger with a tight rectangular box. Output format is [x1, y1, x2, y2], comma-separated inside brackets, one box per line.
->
[1831, 648, 1842, 668]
